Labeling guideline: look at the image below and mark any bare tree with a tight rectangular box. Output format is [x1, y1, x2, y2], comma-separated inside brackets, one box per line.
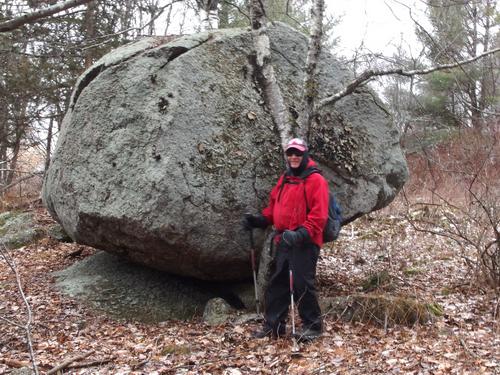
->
[403, 128, 499, 288]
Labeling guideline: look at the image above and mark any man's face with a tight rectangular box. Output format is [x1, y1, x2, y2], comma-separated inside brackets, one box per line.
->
[286, 148, 304, 169]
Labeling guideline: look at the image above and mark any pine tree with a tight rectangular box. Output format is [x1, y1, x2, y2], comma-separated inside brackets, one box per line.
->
[416, 0, 499, 128]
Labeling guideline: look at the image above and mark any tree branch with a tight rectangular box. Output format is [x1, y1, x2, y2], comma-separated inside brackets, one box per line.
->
[0, 0, 94, 32]
[0, 172, 43, 193]
[318, 47, 500, 108]
[0, 245, 39, 375]
[47, 351, 95, 375]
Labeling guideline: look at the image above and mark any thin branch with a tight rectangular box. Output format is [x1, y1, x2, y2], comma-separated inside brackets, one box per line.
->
[0, 172, 43, 193]
[80, 0, 184, 52]
[0, 245, 38, 375]
[0, 315, 24, 329]
[66, 356, 115, 370]
[0, 0, 94, 32]
[221, 0, 251, 21]
[318, 47, 500, 107]
[47, 351, 95, 375]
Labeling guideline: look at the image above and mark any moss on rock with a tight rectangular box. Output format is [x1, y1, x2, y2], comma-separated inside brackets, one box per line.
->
[0, 211, 44, 249]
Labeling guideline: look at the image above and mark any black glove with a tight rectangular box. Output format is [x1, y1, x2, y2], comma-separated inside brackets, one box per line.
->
[242, 213, 269, 231]
[281, 227, 310, 247]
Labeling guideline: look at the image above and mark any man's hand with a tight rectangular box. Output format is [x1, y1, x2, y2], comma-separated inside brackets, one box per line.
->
[281, 227, 309, 247]
[242, 213, 269, 231]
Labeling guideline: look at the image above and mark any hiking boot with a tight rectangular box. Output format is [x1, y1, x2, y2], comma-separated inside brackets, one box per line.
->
[252, 325, 286, 339]
[293, 327, 322, 342]
[251, 329, 273, 339]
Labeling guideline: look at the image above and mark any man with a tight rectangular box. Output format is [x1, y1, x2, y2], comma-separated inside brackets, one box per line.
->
[243, 138, 329, 341]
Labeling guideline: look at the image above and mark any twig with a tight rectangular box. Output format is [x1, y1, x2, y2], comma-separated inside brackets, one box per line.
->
[0, 244, 39, 375]
[131, 350, 153, 370]
[47, 350, 95, 375]
[66, 356, 115, 370]
[459, 338, 478, 359]
[80, 0, 184, 51]
[0, 358, 30, 368]
[221, 0, 251, 22]
[0, 314, 24, 329]
[0, 172, 43, 193]
[312, 363, 330, 374]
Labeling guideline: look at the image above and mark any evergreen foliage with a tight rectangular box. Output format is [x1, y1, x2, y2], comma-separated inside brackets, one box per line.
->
[415, 0, 500, 129]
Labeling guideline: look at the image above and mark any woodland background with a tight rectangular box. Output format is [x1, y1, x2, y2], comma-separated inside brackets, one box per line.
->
[0, 0, 499, 374]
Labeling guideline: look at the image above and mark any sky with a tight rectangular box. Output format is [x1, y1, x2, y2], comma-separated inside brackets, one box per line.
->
[163, 0, 431, 59]
[328, 0, 429, 57]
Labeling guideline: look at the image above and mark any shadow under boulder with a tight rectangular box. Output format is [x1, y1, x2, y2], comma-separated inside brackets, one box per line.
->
[54, 251, 253, 323]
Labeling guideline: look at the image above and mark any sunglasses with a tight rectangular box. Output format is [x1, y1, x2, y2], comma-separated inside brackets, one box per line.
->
[286, 149, 304, 157]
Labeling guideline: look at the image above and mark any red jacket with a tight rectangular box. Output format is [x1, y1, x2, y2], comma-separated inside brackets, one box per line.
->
[262, 159, 329, 248]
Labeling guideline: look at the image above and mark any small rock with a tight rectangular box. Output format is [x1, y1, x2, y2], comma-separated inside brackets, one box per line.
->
[203, 297, 235, 326]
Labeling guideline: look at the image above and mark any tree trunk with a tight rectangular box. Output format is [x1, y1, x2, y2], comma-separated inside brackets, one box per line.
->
[147, 0, 160, 36]
[469, 3, 481, 129]
[6, 128, 23, 187]
[45, 116, 54, 173]
[478, 0, 493, 127]
[298, 0, 324, 141]
[218, 0, 229, 28]
[0, 104, 7, 187]
[197, 0, 219, 30]
[6, 99, 28, 186]
[84, 0, 97, 68]
[249, 0, 292, 151]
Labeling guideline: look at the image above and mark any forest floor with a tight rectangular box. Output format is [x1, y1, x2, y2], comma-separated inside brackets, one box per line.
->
[0, 201, 498, 375]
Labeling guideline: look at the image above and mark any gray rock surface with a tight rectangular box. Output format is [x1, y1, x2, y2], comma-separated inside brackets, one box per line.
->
[54, 251, 248, 322]
[43, 23, 408, 281]
[0, 211, 43, 249]
[203, 297, 235, 326]
[47, 223, 73, 242]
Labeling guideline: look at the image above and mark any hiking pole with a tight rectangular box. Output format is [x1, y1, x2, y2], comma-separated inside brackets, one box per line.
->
[249, 230, 260, 315]
[289, 247, 300, 352]
[289, 268, 296, 336]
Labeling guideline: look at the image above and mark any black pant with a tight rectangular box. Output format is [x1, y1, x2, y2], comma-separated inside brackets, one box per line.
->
[263, 241, 322, 333]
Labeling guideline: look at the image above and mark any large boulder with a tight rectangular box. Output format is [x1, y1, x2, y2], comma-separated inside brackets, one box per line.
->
[43, 23, 408, 281]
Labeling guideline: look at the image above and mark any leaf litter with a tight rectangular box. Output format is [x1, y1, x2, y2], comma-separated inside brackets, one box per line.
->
[0, 205, 498, 374]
